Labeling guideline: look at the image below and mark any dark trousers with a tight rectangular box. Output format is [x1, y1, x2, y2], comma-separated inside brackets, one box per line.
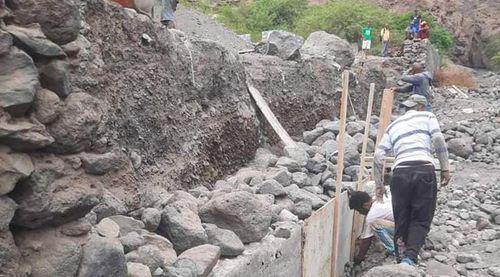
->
[390, 161, 437, 262]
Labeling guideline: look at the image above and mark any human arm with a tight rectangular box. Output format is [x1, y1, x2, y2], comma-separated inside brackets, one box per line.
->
[429, 115, 451, 185]
[373, 133, 392, 200]
[393, 85, 413, 93]
[401, 74, 423, 85]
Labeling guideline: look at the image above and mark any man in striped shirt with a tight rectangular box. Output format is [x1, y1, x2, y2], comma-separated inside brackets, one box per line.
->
[373, 94, 451, 265]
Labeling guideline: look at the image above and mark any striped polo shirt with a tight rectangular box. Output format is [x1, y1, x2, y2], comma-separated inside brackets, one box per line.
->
[377, 110, 447, 168]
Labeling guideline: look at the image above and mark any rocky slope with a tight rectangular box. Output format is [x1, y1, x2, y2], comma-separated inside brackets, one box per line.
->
[365, 0, 500, 69]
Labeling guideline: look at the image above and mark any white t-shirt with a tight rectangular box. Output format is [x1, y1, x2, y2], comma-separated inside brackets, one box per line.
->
[360, 198, 394, 239]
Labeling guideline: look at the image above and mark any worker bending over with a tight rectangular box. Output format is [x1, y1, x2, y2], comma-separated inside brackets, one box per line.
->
[374, 94, 451, 265]
[349, 190, 395, 265]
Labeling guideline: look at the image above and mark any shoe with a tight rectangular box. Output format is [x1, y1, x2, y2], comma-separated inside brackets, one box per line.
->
[400, 257, 415, 266]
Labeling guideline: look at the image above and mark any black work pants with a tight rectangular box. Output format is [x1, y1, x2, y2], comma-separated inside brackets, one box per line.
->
[390, 161, 437, 262]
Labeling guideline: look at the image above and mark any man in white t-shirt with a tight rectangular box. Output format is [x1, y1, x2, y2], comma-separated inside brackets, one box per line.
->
[349, 190, 395, 264]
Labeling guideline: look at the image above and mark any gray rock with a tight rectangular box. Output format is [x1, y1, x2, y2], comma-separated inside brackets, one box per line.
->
[199, 191, 272, 243]
[170, 258, 198, 277]
[488, 267, 500, 277]
[92, 189, 128, 222]
[278, 209, 298, 222]
[39, 59, 72, 98]
[448, 138, 474, 159]
[203, 223, 244, 257]
[262, 30, 304, 60]
[140, 231, 177, 257]
[257, 179, 286, 196]
[11, 0, 81, 45]
[319, 139, 337, 159]
[0, 47, 38, 116]
[0, 113, 54, 151]
[272, 221, 297, 239]
[188, 186, 210, 198]
[305, 157, 327, 174]
[303, 128, 325, 145]
[426, 261, 459, 277]
[480, 204, 498, 215]
[481, 229, 499, 241]
[255, 42, 279, 56]
[456, 253, 476, 263]
[363, 264, 419, 276]
[322, 121, 340, 134]
[275, 157, 301, 172]
[48, 93, 103, 153]
[284, 146, 309, 165]
[0, 230, 21, 276]
[78, 235, 127, 277]
[159, 201, 208, 253]
[465, 262, 488, 270]
[0, 146, 33, 196]
[292, 172, 310, 188]
[178, 244, 221, 277]
[11, 155, 102, 229]
[162, 190, 199, 213]
[120, 232, 145, 253]
[267, 168, 291, 187]
[16, 227, 80, 277]
[253, 148, 278, 168]
[126, 244, 177, 272]
[127, 262, 152, 277]
[141, 208, 162, 232]
[322, 178, 336, 190]
[287, 188, 325, 209]
[300, 31, 355, 67]
[344, 165, 361, 181]
[294, 199, 312, 219]
[312, 132, 336, 147]
[109, 215, 146, 236]
[33, 89, 62, 124]
[344, 134, 360, 167]
[346, 121, 365, 136]
[0, 30, 12, 56]
[60, 219, 92, 237]
[303, 185, 323, 195]
[4, 24, 65, 58]
[275, 197, 295, 213]
[81, 150, 126, 175]
[96, 218, 120, 238]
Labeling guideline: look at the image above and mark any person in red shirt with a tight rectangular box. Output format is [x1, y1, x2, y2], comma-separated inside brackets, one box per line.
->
[419, 21, 430, 40]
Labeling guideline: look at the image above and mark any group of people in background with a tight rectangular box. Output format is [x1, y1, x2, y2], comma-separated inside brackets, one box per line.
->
[360, 10, 431, 58]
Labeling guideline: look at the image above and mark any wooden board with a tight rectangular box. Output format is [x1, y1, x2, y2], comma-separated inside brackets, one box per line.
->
[247, 84, 296, 148]
[334, 192, 355, 277]
[331, 71, 350, 276]
[375, 89, 394, 146]
[302, 199, 336, 277]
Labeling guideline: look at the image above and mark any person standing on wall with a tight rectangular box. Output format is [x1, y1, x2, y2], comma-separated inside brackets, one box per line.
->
[391, 63, 434, 111]
[373, 94, 451, 266]
[161, 0, 178, 29]
[419, 21, 430, 40]
[380, 23, 390, 57]
[361, 22, 373, 62]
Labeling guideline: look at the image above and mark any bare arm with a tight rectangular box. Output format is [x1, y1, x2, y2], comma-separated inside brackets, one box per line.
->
[354, 237, 374, 264]
[429, 115, 450, 171]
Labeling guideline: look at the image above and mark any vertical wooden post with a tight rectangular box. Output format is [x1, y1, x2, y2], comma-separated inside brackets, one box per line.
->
[331, 71, 350, 276]
[375, 89, 395, 147]
[349, 83, 375, 260]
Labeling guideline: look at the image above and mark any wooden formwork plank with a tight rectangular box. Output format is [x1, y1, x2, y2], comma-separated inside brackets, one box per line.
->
[247, 84, 297, 148]
[331, 71, 350, 277]
[334, 192, 355, 277]
[302, 199, 336, 277]
[375, 89, 394, 147]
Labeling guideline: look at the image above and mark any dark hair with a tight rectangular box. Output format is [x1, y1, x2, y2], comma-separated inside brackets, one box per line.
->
[348, 191, 371, 210]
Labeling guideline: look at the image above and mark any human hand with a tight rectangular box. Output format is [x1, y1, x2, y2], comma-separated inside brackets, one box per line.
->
[440, 170, 451, 186]
[375, 186, 385, 202]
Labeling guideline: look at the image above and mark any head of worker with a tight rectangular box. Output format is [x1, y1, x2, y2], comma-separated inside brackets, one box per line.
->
[348, 191, 372, 215]
[400, 94, 428, 112]
[409, 62, 424, 74]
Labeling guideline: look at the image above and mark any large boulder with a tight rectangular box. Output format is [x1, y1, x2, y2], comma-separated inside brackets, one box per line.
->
[16, 227, 83, 277]
[177, 244, 221, 277]
[4, 24, 66, 58]
[199, 191, 272, 243]
[0, 111, 54, 151]
[0, 196, 17, 230]
[126, 244, 177, 272]
[447, 138, 473, 159]
[9, 0, 81, 45]
[0, 145, 33, 196]
[300, 31, 355, 67]
[0, 230, 21, 276]
[203, 223, 244, 257]
[158, 201, 208, 253]
[78, 235, 127, 277]
[261, 30, 304, 60]
[38, 59, 72, 98]
[33, 89, 62, 124]
[48, 92, 103, 153]
[10, 154, 103, 228]
[0, 47, 38, 116]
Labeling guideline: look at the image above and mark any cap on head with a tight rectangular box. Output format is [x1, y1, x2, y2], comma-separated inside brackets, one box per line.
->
[401, 94, 428, 108]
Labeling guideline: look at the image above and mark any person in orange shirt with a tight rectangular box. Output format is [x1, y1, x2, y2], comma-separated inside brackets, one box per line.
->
[380, 24, 390, 57]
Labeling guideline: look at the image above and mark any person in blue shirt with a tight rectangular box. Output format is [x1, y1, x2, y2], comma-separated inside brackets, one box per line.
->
[392, 63, 433, 111]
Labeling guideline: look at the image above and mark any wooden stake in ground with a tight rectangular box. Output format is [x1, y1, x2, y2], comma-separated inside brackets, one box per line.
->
[247, 83, 297, 148]
[350, 83, 375, 260]
[331, 71, 349, 276]
[375, 89, 394, 147]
